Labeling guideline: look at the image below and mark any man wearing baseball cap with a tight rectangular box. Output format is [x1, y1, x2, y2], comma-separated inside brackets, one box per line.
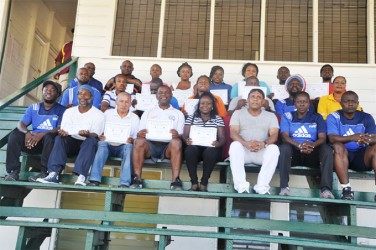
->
[37, 85, 104, 185]
[5, 80, 66, 182]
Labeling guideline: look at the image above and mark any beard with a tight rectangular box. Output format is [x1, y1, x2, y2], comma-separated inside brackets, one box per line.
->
[44, 98, 56, 104]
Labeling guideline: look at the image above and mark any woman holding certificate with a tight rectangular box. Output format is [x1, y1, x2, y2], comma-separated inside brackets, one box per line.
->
[183, 92, 226, 192]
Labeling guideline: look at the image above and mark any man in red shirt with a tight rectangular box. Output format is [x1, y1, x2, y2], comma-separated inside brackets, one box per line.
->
[54, 28, 74, 90]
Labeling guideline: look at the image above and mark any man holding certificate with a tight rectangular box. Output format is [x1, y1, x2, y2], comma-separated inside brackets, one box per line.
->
[37, 85, 105, 185]
[88, 92, 140, 187]
[183, 92, 226, 192]
[131, 85, 185, 190]
[229, 89, 280, 194]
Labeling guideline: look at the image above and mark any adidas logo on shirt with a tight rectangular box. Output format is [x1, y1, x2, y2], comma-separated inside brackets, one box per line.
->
[343, 128, 355, 137]
[292, 125, 311, 138]
[37, 119, 53, 130]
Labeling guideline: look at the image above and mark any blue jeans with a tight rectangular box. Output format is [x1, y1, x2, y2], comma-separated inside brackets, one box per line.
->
[89, 141, 133, 186]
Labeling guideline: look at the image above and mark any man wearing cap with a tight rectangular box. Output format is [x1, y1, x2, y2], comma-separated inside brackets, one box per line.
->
[37, 85, 105, 185]
[60, 67, 102, 109]
[4, 81, 66, 182]
[275, 74, 315, 118]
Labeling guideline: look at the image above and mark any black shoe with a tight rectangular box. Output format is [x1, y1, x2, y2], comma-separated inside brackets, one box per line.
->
[170, 177, 183, 191]
[4, 171, 19, 181]
[130, 176, 143, 189]
[28, 171, 48, 182]
[118, 184, 130, 188]
[188, 183, 199, 191]
[341, 187, 354, 200]
[87, 181, 100, 186]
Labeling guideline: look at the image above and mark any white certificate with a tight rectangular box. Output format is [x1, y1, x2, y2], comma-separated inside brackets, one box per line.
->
[242, 86, 267, 99]
[141, 84, 151, 94]
[146, 119, 173, 142]
[271, 85, 289, 100]
[190, 125, 217, 147]
[306, 83, 329, 99]
[210, 89, 228, 105]
[135, 93, 158, 111]
[63, 123, 83, 136]
[185, 99, 199, 116]
[125, 83, 134, 94]
[173, 89, 193, 107]
[104, 122, 130, 144]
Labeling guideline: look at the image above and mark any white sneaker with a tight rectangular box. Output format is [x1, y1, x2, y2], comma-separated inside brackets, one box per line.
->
[74, 174, 86, 186]
[279, 187, 291, 196]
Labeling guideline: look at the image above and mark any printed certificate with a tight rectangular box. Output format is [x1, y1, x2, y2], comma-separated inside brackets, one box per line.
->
[173, 89, 193, 107]
[184, 99, 199, 115]
[142, 84, 151, 94]
[189, 125, 217, 147]
[210, 89, 228, 105]
[306, 83, 329, 99]
[146, 119, 173, 142]
[241, 86, 267, 99]
[271, 85, 289, 100]
[104, 122, 130, 144]
[135, 93, 158, 111]
[125, 83, 134, 94]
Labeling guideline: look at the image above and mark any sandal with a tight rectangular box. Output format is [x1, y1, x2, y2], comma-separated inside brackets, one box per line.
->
[189, 184, 199, 191]
[199, 184, 208, 192]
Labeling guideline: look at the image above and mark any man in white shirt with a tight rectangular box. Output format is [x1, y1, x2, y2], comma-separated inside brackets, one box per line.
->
[131, 85, 185, 190]
[88, 92, 140, 187]
[37, 85, 105, 185]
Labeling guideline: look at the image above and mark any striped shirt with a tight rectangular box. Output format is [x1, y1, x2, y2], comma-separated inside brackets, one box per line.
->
[185, 115, 224, 128]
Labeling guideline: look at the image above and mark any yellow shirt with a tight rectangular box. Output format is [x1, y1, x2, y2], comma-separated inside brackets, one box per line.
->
[318, 94, 361, 120]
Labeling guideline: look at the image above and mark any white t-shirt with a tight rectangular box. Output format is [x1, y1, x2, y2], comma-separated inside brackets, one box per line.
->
[61, 106, 105, 140]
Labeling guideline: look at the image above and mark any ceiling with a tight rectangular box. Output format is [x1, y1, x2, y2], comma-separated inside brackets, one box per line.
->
[42, 0, 77, 30]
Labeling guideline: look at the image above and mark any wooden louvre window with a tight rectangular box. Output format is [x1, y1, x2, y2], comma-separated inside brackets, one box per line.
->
[265, 0, 313, 62]
[162, 0, 211, 59]
[112, 0, 161, 57]
[318, 0, 367, 63]
[213, 0, 261, 60]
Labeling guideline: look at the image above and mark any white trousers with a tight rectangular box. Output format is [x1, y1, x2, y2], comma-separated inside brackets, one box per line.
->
[229, 141, 280, 194]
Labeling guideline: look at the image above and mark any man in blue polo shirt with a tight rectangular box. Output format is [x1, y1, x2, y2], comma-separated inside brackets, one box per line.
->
[68, 62, 103, 94]
[278, 91, 334, 198]
[327, 91, 376, 200]
[5, 81, 65, 181]
[60, 67, 102, 109]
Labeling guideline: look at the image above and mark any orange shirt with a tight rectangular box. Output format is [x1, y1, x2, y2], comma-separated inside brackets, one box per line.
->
[181, 94, 227, 118]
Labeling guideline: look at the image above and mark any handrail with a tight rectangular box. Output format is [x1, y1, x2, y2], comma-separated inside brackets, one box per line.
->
[0, 57, 78, 111]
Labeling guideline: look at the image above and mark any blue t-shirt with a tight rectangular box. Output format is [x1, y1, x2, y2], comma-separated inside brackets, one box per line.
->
[280, 111, 326, 144]
[210, 82, 232, 102]
[327, 110, 376, 151]
[275, 98, 315, 116]
[60, 85, 102, 109]
[21, 102, 66, 133]
[69, 77, 103, 94]
[170, 96, 180, 109]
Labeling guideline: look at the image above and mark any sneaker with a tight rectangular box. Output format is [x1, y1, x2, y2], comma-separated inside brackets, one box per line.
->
[4, 171, 19, 181]
[28, 171, 48, 182]
[74, 174, 87, 186]
[118, 184, 130, 188]
[279, 187, 290, 196]
[170, 177, 183, 191]
[36, 172, 59, 184]
[321, 189, 335, 199]
[87, 181, 100, 186]
[130, 176, 143, 189]
[341, 187, 354, 200]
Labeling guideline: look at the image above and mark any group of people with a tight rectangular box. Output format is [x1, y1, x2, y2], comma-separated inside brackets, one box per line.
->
[4, 60, 376, 201]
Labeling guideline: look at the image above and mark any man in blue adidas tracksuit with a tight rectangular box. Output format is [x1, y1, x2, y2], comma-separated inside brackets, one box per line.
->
[278, 91, 334, 199]
[5, 81, 66, 182]
[327, 91, 376, 200]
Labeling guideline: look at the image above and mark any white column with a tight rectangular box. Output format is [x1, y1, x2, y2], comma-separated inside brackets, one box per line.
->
[157, 0, 166, 58]
[312, 0, 319, 63]
[208, 0, 215, 60]
[0, 0, 11, 72]
[259, 0, 266, 61]
[367, 0, 375, 64]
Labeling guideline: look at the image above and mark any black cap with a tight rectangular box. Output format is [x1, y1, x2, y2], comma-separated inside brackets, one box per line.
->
[42, 80, 62, 97]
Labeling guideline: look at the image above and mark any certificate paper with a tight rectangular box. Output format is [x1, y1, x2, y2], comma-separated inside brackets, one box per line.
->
[210, 89, 228, 105]
[146, 119, 173, 142]
[184, 99, 199, 116]
[135, 93, 158, 111]
[305, 83, 329, 99]
[271, 85, 289, 100]
[63, 123, 82, 136]
[173, 89, 193, 107]
[190, 125, 217, 147]
[241, 86, 267, 99]
[104, 122, 130, 144]
[125, 83, 134, 94]
[142, 84, 151, 94]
